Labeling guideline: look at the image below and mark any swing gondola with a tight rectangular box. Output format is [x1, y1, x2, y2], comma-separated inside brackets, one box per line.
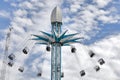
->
[46, 45, 50, 51]
[8, 61, 14, 67]
[98, 58, 105, 65]
[71, 47, 76, 53]
[94, 65, 100, 72]
[8, 53, 15, 60]
[23, 47, 29, 54]
[89, 50, 95, 58]
[80, 70, 85, 77]
[61, 72, 64, 78]
[18, 66, 24, 72]
[37, 72, 42, 77]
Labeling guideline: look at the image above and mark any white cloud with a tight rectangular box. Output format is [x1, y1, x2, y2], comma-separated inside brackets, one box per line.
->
[62, 0, 120, 39]
[0, 10, 10, 18]
[70, 3, 81, 13]
[14, 9, 27, 17]
[88, 34, 120, 79]
[19, 1, 33, 10]
[60, 33, 120, 80]
[93, 0, 112, 8]
[98, 15, 120, 23]
[0, 0, 120, 80]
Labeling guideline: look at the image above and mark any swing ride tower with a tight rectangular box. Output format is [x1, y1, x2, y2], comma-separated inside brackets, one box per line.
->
[32, 6, 82, 80]
[0, 27, 13, 80]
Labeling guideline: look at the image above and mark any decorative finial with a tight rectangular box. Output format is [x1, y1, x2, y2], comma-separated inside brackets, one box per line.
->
[51, 6, 62, 23]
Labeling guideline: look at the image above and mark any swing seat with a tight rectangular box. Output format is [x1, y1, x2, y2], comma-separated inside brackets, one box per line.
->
[23, 47, 29, 54]
[18, 67, 24, 72]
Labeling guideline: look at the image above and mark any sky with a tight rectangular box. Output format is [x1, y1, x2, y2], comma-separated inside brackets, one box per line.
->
[0, 0, 120, 80]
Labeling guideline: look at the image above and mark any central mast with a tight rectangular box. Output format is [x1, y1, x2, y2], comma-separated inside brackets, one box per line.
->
[33, 6, 81, 80]
[51, 6, 62, 80]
